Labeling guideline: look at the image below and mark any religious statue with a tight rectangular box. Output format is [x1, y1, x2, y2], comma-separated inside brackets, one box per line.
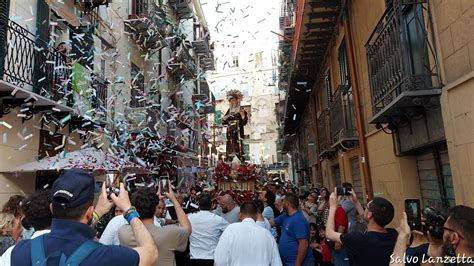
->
[222, 90, 248, 160]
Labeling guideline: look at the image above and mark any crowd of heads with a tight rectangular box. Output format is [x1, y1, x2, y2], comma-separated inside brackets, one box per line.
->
[0, 169, 472, 265]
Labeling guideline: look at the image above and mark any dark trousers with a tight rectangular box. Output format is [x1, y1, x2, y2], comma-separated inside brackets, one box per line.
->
[189, 259, 214, 266]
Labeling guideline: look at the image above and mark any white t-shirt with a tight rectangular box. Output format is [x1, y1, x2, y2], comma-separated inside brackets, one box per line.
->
[214, 218, 282, 266]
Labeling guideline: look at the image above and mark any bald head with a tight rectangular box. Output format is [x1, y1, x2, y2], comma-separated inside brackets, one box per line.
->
[221, 194, 234, 204]
[220, 194, 236, 213]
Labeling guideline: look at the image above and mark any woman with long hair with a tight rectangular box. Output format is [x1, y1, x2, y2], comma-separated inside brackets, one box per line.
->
[316, 187, 330, 229]
[0, 213, 16, 254]
[2, 195, 26, 241]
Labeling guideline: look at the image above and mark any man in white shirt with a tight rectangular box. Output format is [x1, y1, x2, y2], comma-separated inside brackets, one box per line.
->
[188, 194, 229, 266]
[99, 215, 128, 245]
[213, 194, 240, 223]
[214, 201, 282, 266]
[101, 198, 166, 246]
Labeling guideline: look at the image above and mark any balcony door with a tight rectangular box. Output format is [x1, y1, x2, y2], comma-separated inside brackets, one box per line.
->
[402, 4, 431, 89]
[131, 63, 145, 108]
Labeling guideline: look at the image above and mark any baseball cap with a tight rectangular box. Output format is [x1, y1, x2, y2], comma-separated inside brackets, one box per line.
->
[51, 169, 100, 209]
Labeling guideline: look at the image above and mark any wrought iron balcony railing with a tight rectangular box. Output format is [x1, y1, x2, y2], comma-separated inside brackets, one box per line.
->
[0, 17, 72, 104]
[366, 2, 442, 124]
[317, 109, 333, 158]
[0, 16, 107, 121]
[76, 0, 112, 10]
[124, 0, 167, 53]
[169, 0, 193, 20]
[329, 85, 358, 148]
[92, 74, 108, 119]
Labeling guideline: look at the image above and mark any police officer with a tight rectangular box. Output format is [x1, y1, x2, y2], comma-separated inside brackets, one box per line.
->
[11, 169, 158, 265]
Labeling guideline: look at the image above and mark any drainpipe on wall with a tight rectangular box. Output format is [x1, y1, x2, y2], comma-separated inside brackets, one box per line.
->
[343, 12, 374, 201]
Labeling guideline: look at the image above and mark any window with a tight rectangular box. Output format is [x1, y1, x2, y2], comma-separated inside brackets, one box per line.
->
[338, 39, 351, 86]
[323, 71, 332, 109]
[240, 83, 249, 96]
[132, 0, 148, 16]
[404, 5, 430, 80]
[232, 56, 239, 68]
[131, 63, 145, 108]
[50, 16, 70, 48]
[255, 52, 263, 68]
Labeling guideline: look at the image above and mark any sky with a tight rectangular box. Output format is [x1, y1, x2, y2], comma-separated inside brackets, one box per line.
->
[200, 0, 281, 73]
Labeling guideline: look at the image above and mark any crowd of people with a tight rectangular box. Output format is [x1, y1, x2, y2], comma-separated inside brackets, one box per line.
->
[0, 169, 471, 265]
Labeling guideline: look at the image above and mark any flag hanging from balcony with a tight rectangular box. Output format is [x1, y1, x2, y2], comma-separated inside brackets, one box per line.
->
[71, 62, 92, 117]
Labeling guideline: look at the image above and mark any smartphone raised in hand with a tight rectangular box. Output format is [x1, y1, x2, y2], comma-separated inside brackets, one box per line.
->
[105, 172, 120, 199]
[405, 198, 422, 231]
[160, 178, 170, 195]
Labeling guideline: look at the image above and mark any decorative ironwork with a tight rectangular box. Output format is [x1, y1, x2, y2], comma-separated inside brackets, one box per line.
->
[124, 0, 168, 53]
[92, 74, 108, 119]
[0, 17, 73, 104]
[76, 0, 112, 10]
[168, 0, 193, 20]
[329, 85, 358, 148]
[366, 2, 441, 123]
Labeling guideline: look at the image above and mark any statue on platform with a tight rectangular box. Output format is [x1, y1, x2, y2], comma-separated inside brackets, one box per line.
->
[222, 90, 248, 160]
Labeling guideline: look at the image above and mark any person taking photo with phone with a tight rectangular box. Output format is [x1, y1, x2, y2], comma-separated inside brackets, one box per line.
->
[391, 205, 474, 266]
[325, 188, 398, 266]
[119, 182, 191, 266]
[10, 169, 158, 266]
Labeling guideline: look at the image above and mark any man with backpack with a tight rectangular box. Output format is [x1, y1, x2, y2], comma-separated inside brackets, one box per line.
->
[11, 169, 158, 266]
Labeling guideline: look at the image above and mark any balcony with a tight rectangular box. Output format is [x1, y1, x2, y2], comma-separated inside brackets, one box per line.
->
[192, 39, 210, 54]
[329, 85, 358, 149]
[0, 17, 75, 117]
[124, 1, 167, 53]
[200, 53, 215, 71]
[317, 109, 334, 158]
[366, 3, 442, 125]
[76, 0, 112, 10]
[169, 0, 193, 20]
[0, 17, 106, 123]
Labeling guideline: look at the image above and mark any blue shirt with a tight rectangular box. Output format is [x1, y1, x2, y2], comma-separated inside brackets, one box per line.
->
[11, 219, 139, 266]
[275, 211, 314, 265]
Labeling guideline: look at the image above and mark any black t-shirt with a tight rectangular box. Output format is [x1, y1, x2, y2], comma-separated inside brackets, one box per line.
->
[340, 228, 398, 266]
[406, 243, 429, 266]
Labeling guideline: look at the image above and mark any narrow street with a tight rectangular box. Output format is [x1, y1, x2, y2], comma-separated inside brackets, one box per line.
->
[0, 0, 472, 265]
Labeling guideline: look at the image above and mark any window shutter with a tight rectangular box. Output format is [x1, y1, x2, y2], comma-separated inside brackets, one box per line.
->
[33, 0, 50, 94]
[0, 0, 10, 78]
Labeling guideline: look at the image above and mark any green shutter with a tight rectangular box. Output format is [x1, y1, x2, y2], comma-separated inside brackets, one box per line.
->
[33, 0, 50, 93]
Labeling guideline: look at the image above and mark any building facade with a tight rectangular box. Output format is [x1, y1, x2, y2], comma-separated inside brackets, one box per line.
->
[0, 0, 213, 204]
[280, 0, 473, 225]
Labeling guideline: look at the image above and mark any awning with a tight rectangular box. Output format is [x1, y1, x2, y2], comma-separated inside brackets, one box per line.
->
[6, 147, 145, 173]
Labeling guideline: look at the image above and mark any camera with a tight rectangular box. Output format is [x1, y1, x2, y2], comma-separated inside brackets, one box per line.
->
[422, 207, 447, 239]
[336, 186, 352, 196]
